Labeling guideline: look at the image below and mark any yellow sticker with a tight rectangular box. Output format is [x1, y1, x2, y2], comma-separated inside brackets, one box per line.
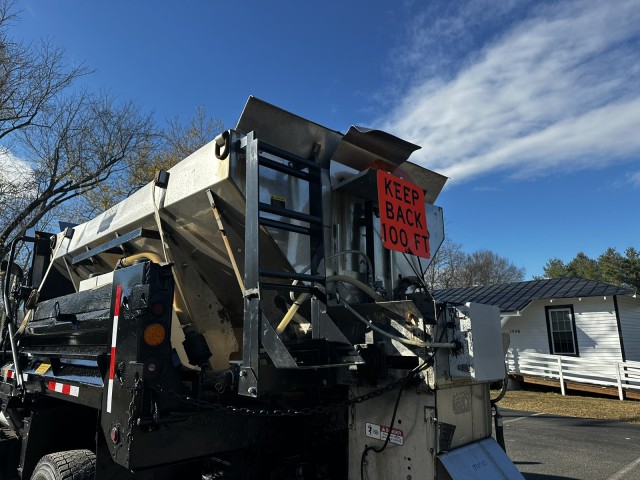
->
[270, 195, 286, 208]
[35, 363, 51, 375]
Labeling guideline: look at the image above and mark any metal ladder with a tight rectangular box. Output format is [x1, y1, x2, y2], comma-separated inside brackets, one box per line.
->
[239, 132, 361, 396]
[244, 131, 325, 298]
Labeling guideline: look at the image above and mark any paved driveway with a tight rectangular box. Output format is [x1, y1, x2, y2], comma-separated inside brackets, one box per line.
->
[501, 410, 640, 480]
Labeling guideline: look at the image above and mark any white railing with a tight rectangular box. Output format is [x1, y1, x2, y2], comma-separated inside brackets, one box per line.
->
[506, 351, 640, 400]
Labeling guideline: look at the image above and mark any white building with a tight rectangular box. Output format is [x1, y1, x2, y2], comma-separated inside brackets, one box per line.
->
[433, 277, 640, 363]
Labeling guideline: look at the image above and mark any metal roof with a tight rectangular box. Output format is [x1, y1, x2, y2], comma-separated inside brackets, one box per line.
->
[432, 277, 634, 314]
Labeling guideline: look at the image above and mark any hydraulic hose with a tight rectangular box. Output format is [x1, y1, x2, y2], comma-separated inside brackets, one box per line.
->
[119, 252, 163, 267]
[119, 252, 192, 333]
[2, 237, 29, 321]
[276, 273, 454, 349]
[327, 275, 384, 302]
[491, 361, 509, 403]
[289, 250, 375, 302]
[491, 365, 509, 451]
[275, 292, 311, 335]
[493, 403, 506, 451]
[276, 275, 383, 336]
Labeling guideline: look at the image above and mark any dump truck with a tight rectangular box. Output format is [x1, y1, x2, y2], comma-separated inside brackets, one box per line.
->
[0, 97, 524, 480]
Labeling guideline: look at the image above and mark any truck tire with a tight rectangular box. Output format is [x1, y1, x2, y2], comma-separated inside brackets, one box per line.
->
[31, 449, 95, 480]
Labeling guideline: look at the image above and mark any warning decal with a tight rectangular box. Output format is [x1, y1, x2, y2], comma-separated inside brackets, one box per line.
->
[35, 363, 51, 375]
[377, 170, 430, 259]
[365, 422, 404, 446]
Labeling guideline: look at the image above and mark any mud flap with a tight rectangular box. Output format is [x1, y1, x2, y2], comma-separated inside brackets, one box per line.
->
[436, 437, 525, 479]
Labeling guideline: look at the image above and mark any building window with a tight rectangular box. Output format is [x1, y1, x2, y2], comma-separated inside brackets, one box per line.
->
[545, 305, 579, 356]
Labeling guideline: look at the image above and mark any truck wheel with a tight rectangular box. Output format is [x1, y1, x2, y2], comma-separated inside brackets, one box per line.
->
[31, 449, 95, 480]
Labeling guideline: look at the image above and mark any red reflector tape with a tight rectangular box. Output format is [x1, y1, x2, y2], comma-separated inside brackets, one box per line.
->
[2, 366, 24, 381]
[107, 285, 123, 413]
[108, 346, 117, 381]
[47, 381, 79, 397]
[6, 370, 28, 381]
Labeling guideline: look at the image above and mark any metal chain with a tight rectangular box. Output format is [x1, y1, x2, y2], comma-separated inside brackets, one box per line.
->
[151, 362, 432, 418]
[126, 376, 142, 452]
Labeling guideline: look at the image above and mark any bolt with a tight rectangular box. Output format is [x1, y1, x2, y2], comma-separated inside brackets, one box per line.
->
[239, 370, 247, 377]
[248, 387, 257, 395]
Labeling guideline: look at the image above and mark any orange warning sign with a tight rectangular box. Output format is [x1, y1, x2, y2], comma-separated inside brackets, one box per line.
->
[377, 170, 430, 258]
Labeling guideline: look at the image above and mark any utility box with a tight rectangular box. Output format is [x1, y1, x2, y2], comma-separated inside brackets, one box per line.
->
[449, 302, 506, 382]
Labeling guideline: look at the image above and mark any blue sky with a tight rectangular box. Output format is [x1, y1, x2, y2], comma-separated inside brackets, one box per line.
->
[6, 0, 640, 279]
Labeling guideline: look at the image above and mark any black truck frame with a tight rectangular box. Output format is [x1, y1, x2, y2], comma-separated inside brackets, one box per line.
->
[1, 243, 355, 479]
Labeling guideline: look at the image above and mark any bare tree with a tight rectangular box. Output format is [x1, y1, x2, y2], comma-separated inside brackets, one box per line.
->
[0, 93, 153, 258]
[69, 106, 224, 222]
[424, 236, 467, 289]
[0, 0, 89, 141]
[425, 239, 525, 289]
[461, 249, 525, 286]
[0, 0, 154, 260]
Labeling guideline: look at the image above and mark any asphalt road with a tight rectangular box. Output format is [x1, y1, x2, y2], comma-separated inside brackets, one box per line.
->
[501, 409, 640, 480]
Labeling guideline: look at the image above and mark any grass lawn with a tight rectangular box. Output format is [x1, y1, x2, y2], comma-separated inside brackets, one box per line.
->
[493, 388, 640, 425]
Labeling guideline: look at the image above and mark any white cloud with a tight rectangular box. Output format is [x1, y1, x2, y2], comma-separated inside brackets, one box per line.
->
[382, 0, 640, 183]
[0, 148, 32, 185]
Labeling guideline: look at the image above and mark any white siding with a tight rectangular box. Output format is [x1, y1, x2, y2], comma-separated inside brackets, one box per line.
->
[617, 295, 640, 362]
[503, 297, 623, 363]
[573, 297, 622, 362]
[503, 301, 550, 354]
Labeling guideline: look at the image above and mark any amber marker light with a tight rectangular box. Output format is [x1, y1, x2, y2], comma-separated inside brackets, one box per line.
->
[143, 323, 166, 347]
